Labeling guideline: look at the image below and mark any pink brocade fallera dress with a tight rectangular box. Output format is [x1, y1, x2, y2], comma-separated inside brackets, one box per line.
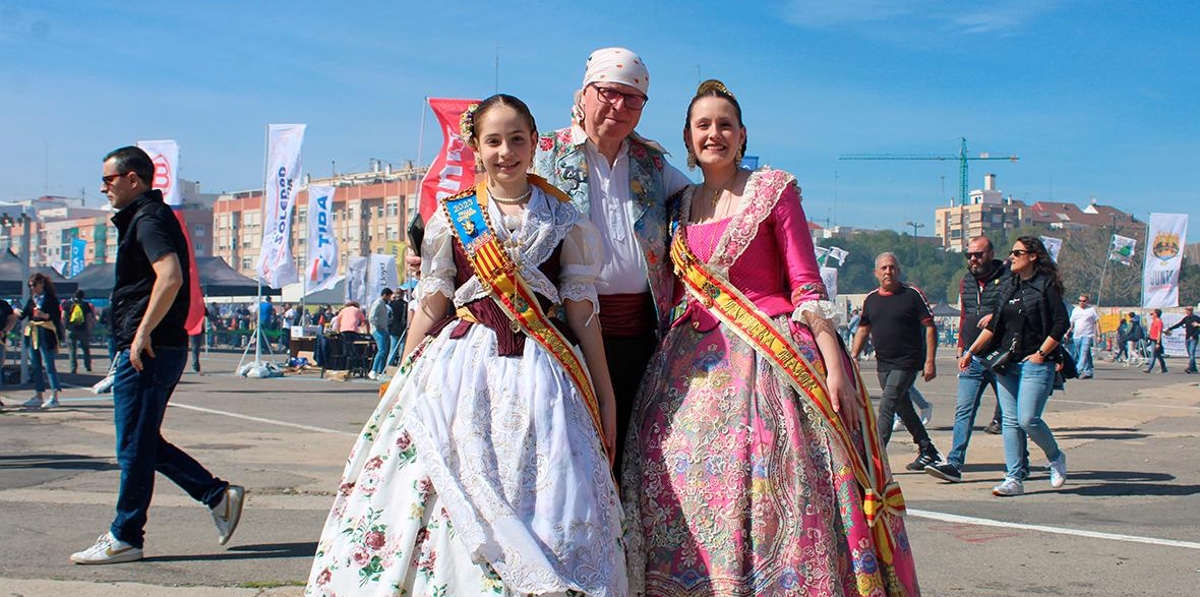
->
[621, 169, 920, 597]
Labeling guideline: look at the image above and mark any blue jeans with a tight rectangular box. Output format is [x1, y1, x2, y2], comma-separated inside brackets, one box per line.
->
[371, 331, 390, 375]
[110, 347, 227, 548]
[1186, 338, 1197, 372]
[947, 356, 998, 469]
[386, 333, 404, 367]
[995, 359, 1061, 481]
[27, 337, 62, 393]
[1071, 336, 1094, 376]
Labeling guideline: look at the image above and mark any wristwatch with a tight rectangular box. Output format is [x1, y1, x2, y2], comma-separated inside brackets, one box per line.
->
[1036, 348, 1048, 357]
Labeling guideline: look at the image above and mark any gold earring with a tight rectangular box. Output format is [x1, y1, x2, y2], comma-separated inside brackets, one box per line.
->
[686, 151, 697, 171]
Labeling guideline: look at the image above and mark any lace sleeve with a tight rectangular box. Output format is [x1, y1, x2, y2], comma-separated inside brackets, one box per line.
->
[414, 211, 456, 303]
[558, 220, 602, 311]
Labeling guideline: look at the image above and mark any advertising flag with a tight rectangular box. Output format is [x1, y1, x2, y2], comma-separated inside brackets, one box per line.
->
[69, 238, 87, 277]
[820, 266, 838, 302]
[814, 246, 830, 267]
[137, 139, 204, 335]
[827, 246, 849, 267]
[304, 184, 339, 293]
[418, 99, 479, 223]
[257, 124, 306, 288]
[1040, 235, 1063, 262]
[1109, 234, 1136, 266]
[345, 256, 369, 306]
[1142, 213, 1188, 308]
[367, 253, 401, 306]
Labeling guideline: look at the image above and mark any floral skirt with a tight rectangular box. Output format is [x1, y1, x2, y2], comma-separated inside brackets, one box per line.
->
[622, 316, 920, 597]
[306, 323, 625, 597]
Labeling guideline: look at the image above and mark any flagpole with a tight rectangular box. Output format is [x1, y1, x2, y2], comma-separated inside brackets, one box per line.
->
[1097, 249, 1110, 307]
[239, 125, 270, 374]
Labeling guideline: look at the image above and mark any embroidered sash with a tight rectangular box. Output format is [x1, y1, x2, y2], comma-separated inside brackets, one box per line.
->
[442, 175, 608, 459]
[669, 231, 906, 564]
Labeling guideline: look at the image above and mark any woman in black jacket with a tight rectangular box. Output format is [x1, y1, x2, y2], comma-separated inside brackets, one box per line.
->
[959, 236, 1070, 497]
[17, 273, 64, 408]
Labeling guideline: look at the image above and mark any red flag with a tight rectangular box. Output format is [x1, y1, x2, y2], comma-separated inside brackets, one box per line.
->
[419, 98, 479, 222]
[137, 140, 205, 336]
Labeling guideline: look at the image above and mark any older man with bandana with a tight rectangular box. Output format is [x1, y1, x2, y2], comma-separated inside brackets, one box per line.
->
[534, 47, 691, 471]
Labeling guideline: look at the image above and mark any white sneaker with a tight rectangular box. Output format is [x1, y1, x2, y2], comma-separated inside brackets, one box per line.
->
[21, 396, 43, 408]
[210, 484, 245, 546]
[367, 371, 378, 380]
[891, 415, 904, 431]
[1048, 452, 1068, 488]
[70, 532, 143, 565]
[992, 477, 1025, 497]
[41, 397, 60, 409]
[919, 404, 933, 426]
[92, 374, 116, 394]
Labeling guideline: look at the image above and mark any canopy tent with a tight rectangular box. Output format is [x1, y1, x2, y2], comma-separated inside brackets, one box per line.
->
[281, 276, 347, 305]
[930, 302, 961, 317]
[59, 257, 276, 299]
[71, 263, 116, 297]
[195, 256, 279, 297]
[0, 250, 77, 297]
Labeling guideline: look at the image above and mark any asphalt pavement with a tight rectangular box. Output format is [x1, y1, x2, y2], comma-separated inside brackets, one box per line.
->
[1, 349, 1197, 596]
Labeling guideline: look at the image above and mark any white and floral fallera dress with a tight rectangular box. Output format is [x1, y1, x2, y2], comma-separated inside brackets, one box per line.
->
[305, 187, 626, 597]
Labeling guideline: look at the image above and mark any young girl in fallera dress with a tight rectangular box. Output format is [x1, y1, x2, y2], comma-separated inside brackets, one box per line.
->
[622, 80, 922, 597]
[305, 94, 625, 597]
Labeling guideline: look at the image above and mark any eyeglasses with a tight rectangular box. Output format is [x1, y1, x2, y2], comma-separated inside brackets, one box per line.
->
[965, 251, 987, 260]
[101, 172, 128, 185]
[1009, 249, 1030, 257]
[1078, 298, 1088, 303]
[591, 85, 647, 110]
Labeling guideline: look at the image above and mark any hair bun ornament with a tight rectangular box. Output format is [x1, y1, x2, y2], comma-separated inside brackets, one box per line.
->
[458, 102, 481, 144]
[697, 78, 735, 100]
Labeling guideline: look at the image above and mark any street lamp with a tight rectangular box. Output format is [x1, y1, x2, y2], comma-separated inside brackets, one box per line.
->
[904, 220, 926, 261]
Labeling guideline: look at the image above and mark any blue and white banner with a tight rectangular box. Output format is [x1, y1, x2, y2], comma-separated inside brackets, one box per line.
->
[345, 256, 368, 306]
[304, 184, 339, 293]
[367, 253, 401, 307]
[1143, 213, 1188, 308]
[69, 238, 87, 277]
[257, 124, 306, 289]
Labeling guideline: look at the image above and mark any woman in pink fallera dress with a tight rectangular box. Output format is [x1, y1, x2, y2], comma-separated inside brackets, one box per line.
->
[622, 80, 921, 596]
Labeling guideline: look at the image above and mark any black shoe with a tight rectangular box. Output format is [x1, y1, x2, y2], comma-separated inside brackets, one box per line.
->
[925, 462, 963, 483]
[984, 420, 1002, 435]
[906, 451, 940, 472]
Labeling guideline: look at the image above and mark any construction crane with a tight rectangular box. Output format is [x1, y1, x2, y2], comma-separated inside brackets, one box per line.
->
[839, 137, 1018, 206]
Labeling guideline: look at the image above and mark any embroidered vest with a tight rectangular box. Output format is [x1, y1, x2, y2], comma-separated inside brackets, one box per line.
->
[534, 127, 673, 334]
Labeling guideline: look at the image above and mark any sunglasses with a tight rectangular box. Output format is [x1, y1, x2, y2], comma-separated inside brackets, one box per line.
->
[101, 172, 128, 185]
[1009, 249, 1031, 257]
[965, 251, 988, 260]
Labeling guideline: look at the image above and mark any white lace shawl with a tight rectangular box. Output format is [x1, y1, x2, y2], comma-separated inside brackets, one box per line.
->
[415, 187, 603, 313]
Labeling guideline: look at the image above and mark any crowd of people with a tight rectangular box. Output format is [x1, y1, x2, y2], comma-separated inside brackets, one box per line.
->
[7, 45, 1198, 597]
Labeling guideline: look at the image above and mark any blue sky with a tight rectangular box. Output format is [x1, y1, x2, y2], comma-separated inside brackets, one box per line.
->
[2, 0, 1198, 233]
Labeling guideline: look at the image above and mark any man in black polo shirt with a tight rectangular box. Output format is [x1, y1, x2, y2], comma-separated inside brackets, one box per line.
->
[71, 147, 244, 565]
[927, 236, 1007, 482]
[851, 252, 943, 471]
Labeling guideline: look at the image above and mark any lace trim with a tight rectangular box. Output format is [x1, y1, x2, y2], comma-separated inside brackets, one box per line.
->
[792, 299, 841, 327]
[559, 280, 599, 313]
[711, 168, 796, 272]
[415, 277, 455, 302]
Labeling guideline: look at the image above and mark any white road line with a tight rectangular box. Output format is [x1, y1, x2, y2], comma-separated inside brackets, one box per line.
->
[169, 403, 357, 436]
[1054, 399, 1200, 411]
[908, 508, 1200, 550]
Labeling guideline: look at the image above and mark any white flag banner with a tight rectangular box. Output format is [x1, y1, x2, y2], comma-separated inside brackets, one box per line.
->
[827, 246, 849, 267]
[1142, 213, 1188, 308]
[367, 253, 401, 305]
[814, 246, 830, 267]
[1040, 235, 1063, 263]
[1109, 234, 1136, 266]
[820, 266, 838, 302]
[304, 184, 339, 293]
[135, 140, 182, 206]
[345, 256, 369, 306]
[257, 124, 306, 288]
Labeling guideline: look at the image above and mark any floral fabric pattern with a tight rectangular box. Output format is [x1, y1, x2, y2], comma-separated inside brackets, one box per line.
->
[622, 169, 921, 597]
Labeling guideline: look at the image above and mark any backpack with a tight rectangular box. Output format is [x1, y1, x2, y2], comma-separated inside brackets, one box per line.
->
[69, 302, 86, 326]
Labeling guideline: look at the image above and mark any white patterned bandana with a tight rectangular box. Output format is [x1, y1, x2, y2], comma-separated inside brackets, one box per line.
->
[581, 47, 650, 96]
